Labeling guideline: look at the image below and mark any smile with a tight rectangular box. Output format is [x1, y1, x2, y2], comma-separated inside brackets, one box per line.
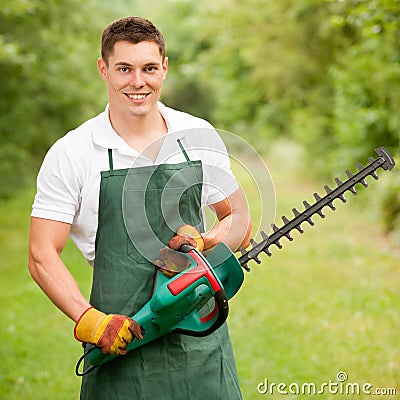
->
[126, 93, 149, 100]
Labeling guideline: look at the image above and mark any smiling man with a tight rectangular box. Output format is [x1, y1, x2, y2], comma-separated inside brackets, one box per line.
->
[28, 16, 251, 400]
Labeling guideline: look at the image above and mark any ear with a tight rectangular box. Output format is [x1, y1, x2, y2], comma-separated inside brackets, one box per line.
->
[97, 58, 108, 81]
[162, 57, 168, 80]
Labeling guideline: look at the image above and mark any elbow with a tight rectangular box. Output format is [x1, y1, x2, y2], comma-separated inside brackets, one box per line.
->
[240, 217, 252, 250]
[28, 243, 50, 285]
[28, 246, 41, 283]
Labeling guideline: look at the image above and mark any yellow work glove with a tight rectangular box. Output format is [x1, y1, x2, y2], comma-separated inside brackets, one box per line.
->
[74, 307, 143, 355]
[155, 225, 204, 277]
[169, 224, 204, 252]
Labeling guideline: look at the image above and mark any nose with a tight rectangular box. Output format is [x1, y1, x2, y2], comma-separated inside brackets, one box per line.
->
[130, 70, 145, 88]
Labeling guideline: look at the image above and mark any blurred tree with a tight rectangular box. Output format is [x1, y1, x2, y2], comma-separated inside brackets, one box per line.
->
[329, 0, 400, 167]
[173, 0, 353, 147]
[155, 1, 217, 121]
[328, 0, 400, 234]
[0, 0, 105, 198]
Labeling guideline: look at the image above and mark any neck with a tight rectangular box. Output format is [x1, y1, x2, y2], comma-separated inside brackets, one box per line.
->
[108, 104, 168, 156]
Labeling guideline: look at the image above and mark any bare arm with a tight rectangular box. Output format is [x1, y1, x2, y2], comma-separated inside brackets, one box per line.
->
[203, 187, 252, 252]
[28, 217, 90, 322]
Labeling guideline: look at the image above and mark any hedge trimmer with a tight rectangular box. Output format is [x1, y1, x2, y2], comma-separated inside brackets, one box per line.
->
[238, 147, 395, 270]
[76, 146, 395, 376]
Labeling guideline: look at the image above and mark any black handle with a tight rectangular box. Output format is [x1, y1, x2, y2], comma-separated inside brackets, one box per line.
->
[172, 245, 229, 337]
[172, 289, 229, 337]
[179, 243, 195, 253]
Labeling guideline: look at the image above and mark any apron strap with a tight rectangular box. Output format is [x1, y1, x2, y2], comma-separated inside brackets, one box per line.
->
[177, 139, 203, 203]
[177, 139, 192, 165]
[108, 149, 114, 171]
[109, 142, 193, 169]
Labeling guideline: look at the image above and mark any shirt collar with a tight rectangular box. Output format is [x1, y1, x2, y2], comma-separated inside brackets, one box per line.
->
[92, 104, 128, 150]
[92, 102, 189, 157]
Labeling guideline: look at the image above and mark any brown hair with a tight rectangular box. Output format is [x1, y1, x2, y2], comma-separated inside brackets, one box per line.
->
[101, 17, 166, 64]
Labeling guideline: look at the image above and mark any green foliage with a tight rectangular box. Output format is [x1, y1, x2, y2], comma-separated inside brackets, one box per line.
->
[1, 0, 399, 228]
[0, 0, 106, 198]
[172, 0, 350, 144]
[329, 0, 400, 165]
[327, 0, 400, 232]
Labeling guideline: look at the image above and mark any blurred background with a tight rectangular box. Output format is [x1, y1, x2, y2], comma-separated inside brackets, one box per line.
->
[1, 0, 399, 398]
[1, 0, 399, 212]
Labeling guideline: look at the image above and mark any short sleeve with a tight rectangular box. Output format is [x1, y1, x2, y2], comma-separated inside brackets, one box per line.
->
[31, 138, 82, 224]
[202, 132, 239, 204]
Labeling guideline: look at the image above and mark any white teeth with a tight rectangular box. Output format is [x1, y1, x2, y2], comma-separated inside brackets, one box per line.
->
[128, 94, 147, 100]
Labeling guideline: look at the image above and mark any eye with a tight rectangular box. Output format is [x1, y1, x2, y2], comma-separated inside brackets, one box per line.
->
[145, 65, 158, 73]
[119, 67, 129, 73]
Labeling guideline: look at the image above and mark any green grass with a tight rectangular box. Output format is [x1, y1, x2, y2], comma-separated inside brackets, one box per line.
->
[230, 141, 399, 399]
[0, 189, 91, 399]
[0, 140, 398, 399]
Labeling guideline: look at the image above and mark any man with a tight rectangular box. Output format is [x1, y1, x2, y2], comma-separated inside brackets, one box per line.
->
[28, 16, 251, 399]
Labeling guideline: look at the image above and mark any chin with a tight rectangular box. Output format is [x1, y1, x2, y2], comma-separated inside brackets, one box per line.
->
[128, 104, 155, 118]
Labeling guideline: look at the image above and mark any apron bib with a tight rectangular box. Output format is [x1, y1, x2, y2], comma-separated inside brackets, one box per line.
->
[80, 144, 242, 400]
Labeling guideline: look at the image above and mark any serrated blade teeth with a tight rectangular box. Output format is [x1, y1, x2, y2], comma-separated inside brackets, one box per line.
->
[285, 233, 293, 241]
[271, 223, 279, 232]
[335, 177, 343, 186]
[237, 146, 395, 273]
[349, 185, 357, 195]
[260, 231, 268, 240]
[253, 255, 261, 264]
[263, 247, 272, 256]
[314, 193, 321, 201]
[248, 247, 259, 261]
[317, 210, 325, 218]
[242, 262, 250, 272]
[307, 217, 315, 226]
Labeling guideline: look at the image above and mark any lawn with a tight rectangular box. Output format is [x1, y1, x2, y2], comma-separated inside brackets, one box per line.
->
[0, 140, 398, 399]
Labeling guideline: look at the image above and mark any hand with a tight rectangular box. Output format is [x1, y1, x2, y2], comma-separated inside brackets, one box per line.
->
[155, 225, 204, 277]
[155, 246, 192, 277]
[168, 224, 204, 251]
[74, 307, 144, 355]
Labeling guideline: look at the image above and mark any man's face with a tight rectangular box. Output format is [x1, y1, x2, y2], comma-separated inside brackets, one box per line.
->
[98, 40, 168, 119]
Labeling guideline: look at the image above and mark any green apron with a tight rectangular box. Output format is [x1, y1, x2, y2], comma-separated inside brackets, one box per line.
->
[80, 143, 242, 400]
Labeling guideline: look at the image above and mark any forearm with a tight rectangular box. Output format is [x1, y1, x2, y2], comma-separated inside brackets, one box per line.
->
[203, 212, 251, 252]
[28, 253, 90, 322]
[203, 188, 252, 252]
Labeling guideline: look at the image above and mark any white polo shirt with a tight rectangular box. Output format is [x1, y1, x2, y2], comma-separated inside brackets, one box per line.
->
[32, 102, 238, 265]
